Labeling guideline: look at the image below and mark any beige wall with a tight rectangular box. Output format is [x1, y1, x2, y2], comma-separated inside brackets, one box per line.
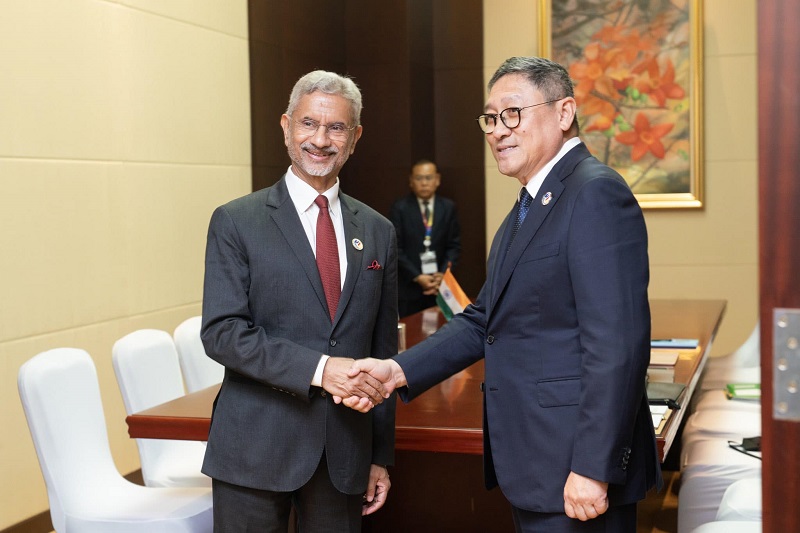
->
[0, 0, 251, 528]
[483, 0, 758, 357]
[1, 0, 759, 528]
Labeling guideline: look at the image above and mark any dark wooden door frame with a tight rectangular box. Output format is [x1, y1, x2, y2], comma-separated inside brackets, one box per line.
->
[758, 1, 800, 531]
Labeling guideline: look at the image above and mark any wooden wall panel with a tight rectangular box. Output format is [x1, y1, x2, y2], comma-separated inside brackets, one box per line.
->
[758, 1, 800, 531]
[248, 0, 346, 192]
[248, 0, 485, 296]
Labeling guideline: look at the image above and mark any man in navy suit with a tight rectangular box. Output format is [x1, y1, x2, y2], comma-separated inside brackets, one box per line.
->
[201, 71, 397, 532]
[389, 160, 461, 317]
[347, 57, 662, 532]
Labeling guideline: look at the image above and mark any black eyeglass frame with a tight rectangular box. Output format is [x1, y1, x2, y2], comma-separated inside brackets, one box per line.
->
[476, 99, 562, 134]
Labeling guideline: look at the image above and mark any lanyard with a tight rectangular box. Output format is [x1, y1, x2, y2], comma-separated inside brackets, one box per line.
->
[421, 202, 433, 248]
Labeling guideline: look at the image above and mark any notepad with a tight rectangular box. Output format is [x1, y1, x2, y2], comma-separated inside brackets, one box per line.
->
[651, 338, 699, 349]
[649, 404, 673, 434]
[725, 383, 761, 401]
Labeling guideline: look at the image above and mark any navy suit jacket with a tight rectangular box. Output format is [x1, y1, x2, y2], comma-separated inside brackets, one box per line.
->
[200, 176, 397, 494]
[389, 193, 460, 316]
[395, 143, 661, 512]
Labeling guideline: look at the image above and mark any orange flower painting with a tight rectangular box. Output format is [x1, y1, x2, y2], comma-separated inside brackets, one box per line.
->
[542, 0, 703, 207]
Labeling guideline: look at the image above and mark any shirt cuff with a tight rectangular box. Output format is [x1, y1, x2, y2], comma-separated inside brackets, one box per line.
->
[311, 354, 330, 387]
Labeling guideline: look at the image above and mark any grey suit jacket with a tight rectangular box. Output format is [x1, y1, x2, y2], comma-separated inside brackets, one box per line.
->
[200, 176, 397, 495]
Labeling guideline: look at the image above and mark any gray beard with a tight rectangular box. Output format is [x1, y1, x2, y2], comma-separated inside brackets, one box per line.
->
[288, 141, 346, 177]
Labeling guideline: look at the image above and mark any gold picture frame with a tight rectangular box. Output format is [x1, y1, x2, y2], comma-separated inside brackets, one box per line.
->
[540, 0, 703, 209]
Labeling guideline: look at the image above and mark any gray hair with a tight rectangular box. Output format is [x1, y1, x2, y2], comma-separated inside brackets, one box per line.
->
[488, 57, 578, 134]
[285, 70, 363, 125]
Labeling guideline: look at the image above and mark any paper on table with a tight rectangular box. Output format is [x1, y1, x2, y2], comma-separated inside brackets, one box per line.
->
[649, 404, 669, 415]
[649, 350, 680, 366]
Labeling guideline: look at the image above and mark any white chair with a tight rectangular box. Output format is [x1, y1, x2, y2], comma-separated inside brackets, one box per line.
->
[678, 439, 762, 533]
[173, 316, 223, 393]
[681, 410, 761, 466]
[693, 389, 760, 413]
[18, 348, 212, 533]
[689, 520, 762, 532]
[715, 477, 762, 522]
[113, 329, 210, 488]
[681, 439, 762, 480]
[699, 323, 760, 392]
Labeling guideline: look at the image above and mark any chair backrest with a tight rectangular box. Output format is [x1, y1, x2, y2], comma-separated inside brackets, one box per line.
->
[732, 321, 761, 368]
[18, 348, 121, 533]
[112, 329, 187, 486]
[173, 316, 223, 393]
[113, 329, 186, 413]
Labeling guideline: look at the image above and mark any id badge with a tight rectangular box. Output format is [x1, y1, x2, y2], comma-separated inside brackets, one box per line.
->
[420, 250, 438, 274]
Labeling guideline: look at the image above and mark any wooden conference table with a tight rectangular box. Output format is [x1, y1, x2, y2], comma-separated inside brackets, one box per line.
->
[126, 299, 726, 462]
[126, 299, 725, 530]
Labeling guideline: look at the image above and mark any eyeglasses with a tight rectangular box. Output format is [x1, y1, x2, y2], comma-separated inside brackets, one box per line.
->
[475, 99, 562, 134]
[292, 117, 357, 141]
[412, 174, 437, 182]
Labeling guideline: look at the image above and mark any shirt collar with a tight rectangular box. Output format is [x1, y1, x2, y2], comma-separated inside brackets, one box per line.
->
[285, 166, 341, 214]
[522, 137, 582, 200]
[417, 195, 435, 209]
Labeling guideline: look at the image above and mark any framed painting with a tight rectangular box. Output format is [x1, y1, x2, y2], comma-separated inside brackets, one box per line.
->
[540, 0, 703, 208]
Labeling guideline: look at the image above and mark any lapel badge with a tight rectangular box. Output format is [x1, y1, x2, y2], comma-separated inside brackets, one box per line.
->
[541, 191, 553, 205]
[351, 238, 364, 251]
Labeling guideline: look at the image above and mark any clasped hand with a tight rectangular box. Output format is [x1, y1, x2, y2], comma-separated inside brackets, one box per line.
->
[322, 357, 403, 413]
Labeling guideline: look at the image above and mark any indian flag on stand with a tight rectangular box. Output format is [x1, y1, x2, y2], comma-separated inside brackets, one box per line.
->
[436, 267, 471, 320]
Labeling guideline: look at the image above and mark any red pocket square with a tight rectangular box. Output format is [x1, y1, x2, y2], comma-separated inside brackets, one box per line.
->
[367, 260, 382, 270]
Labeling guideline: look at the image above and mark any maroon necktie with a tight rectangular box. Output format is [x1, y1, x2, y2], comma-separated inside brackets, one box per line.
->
[315, 195, 341, 321]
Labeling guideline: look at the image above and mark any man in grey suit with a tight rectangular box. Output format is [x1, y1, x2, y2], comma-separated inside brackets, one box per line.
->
[200, 70, 397, 532]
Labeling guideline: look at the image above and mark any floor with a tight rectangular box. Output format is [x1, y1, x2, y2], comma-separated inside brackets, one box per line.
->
[637, 470, 680, 533]
[31, 470, 682, 533]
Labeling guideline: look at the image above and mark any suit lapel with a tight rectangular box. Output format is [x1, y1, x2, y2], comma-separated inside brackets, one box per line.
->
[409, 195, 425, 235]
[431, 196, 443, 239]
[336, 194, 364, 326]
[489, 178, 564, 311]
[267, 178, 330, 319]
[489, 143, 591, 311]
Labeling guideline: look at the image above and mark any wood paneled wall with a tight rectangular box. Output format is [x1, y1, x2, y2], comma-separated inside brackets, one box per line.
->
[248, 0, 485, 297]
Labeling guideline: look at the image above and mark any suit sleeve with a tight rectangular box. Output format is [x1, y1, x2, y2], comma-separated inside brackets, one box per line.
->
[369, 223, 399, 465]
[394, 283, 488, 400]
[567, 177, 651, 485]
[200, 205, 322, 401]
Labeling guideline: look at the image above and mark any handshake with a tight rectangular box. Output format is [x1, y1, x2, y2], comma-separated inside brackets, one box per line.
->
[321, 357, 408, 413]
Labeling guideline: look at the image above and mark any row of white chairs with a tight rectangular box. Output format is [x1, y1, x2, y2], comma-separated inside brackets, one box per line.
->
[18, 316, 221, 532]
[677, 323, 763, 533]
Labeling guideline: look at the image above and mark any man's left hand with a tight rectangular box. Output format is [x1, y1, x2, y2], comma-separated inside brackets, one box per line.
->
[362, 464, 391, 515]
[563, 471, 609, 521]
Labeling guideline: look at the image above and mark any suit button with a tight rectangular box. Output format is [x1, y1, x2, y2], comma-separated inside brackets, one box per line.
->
[329, 339, 337, 347]
[321, 390, 327, 398]
[486, 335, 495, 344]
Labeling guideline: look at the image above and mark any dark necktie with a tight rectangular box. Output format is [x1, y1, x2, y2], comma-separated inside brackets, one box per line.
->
[508, 188, 533, 249]
[423, 200, 431, 223]
[315, 195, 340, 322]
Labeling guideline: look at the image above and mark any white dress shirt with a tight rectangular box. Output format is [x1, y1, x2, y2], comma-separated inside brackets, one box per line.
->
[284, 167, 348, 386]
